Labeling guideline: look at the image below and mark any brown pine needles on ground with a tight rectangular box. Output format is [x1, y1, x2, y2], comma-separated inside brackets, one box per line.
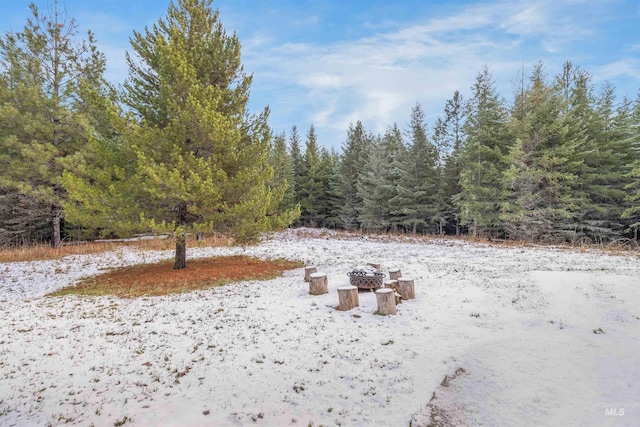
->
[48, 255, 303, 298]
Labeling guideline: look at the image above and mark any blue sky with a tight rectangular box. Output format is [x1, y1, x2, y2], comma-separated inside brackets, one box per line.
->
[2, 0, 639, 149]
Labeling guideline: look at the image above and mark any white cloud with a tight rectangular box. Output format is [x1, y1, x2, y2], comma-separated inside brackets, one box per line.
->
[593, 59, 640, 81]
[299, 73, 344, 89]
[243, 0, 634, 149]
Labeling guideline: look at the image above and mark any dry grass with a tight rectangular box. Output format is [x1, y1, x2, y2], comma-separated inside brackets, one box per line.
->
[291, 227, 640, 256]
[48, 255, 303, 298]
[0, 233, 232, 263]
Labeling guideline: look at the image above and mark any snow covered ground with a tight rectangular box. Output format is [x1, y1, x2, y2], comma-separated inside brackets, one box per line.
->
[1, 228, 639, 426]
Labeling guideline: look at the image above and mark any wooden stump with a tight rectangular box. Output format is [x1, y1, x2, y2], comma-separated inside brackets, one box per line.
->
[384, 279, 399, 291]
[389, 268, 402, 280]
[398, 278, 415, 300]
[375, 288, 397, 315]
[337, 285, 359, 311]
[304, 266, 317, 282]
[367, 262, 381, 270]
[309, 272, 328, 295]
[398, 277, 416, 299]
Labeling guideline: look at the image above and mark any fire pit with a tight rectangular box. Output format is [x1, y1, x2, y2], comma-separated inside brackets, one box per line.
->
[347, 266, 385, 291]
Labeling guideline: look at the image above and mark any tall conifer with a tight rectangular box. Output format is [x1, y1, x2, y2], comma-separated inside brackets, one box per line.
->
[457, 67, 511, 237]
[0, 1, 106, 247]
[63, 0, 296, 268]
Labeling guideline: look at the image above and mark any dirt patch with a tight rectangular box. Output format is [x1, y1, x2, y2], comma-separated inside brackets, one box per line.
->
[48, 255, 303, 298]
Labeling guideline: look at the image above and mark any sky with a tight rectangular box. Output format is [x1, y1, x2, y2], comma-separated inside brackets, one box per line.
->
[1, 0, 639, 150]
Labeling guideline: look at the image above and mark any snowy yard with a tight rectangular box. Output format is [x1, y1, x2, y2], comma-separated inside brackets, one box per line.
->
[1, 229, 639, 426]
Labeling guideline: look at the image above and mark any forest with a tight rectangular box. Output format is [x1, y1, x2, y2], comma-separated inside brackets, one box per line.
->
[1, 0, 640, 250]
[276, 65, 640, 244]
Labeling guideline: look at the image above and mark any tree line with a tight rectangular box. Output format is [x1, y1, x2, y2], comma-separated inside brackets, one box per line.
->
[272, 64, 640, 244]
[1, 0, 640, 258]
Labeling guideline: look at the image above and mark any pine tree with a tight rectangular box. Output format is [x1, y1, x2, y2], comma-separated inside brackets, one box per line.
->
[315, 147, 338, 227]
[357, 136, 387, 231]
[288, 125, 304, 223]
[573, 81, 633, 242]
[0, 60, 50, 245]
[457, 67, 511, 237]
[358, 125, 407, 232]
[297, 125, 334, 227]
[269, 132, 296, 213]
[622, 93, 640, 238]
[336, 121, 373, 230]
[63, 0, 297, 269]
[390, 103, 440, 234]
[438, 91, 466, 234]
[546, 62, 633, 243]
[324, 150, 343, 229]
[501, 63, 581, 241]
[0, 1, 106, 247]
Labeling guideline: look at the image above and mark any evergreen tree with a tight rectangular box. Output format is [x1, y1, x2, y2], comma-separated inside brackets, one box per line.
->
[288, 125, 304, 221]
[574, 81, 633, 242]
[390, 103, 440, 234]
[381, 124, 407, 231]
[438, 91, 466, 234]
[0, 188, 51, 246]
[296, 125, 335, 227]
[457, 67, 511, 237]
[622, 93, 640, 238]
[269, 131, 296, 213]
[324, 150, 343, 229]
[63, 0, 297, 269]
[314, 147, 338, 227]
[544, 62, 634, 243]
[357, 136, 387, 231]
[358, 125, 407, 232]
[0, 1, 106, 247]
[298, 125, 321, 226]
[501, 63, 581, 241]
[336, 121, 373, 229]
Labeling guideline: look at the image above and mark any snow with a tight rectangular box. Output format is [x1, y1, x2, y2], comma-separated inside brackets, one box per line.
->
[1, 229, 639, 426]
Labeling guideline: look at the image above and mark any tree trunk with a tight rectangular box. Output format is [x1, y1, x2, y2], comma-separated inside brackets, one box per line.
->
[50, 205, 61, 248]
[174, 202, 188, 269]
[173, 233, 187, 269]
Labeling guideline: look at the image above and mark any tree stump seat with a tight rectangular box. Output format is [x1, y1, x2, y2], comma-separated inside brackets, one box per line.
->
[389, 268, 402, 280]
[337, 285, 359, 311]
[304, 266, 317, 282]
[309, 272, 328, 295]
[375, 288, 397, 315]
[398, 277, 415, 300]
